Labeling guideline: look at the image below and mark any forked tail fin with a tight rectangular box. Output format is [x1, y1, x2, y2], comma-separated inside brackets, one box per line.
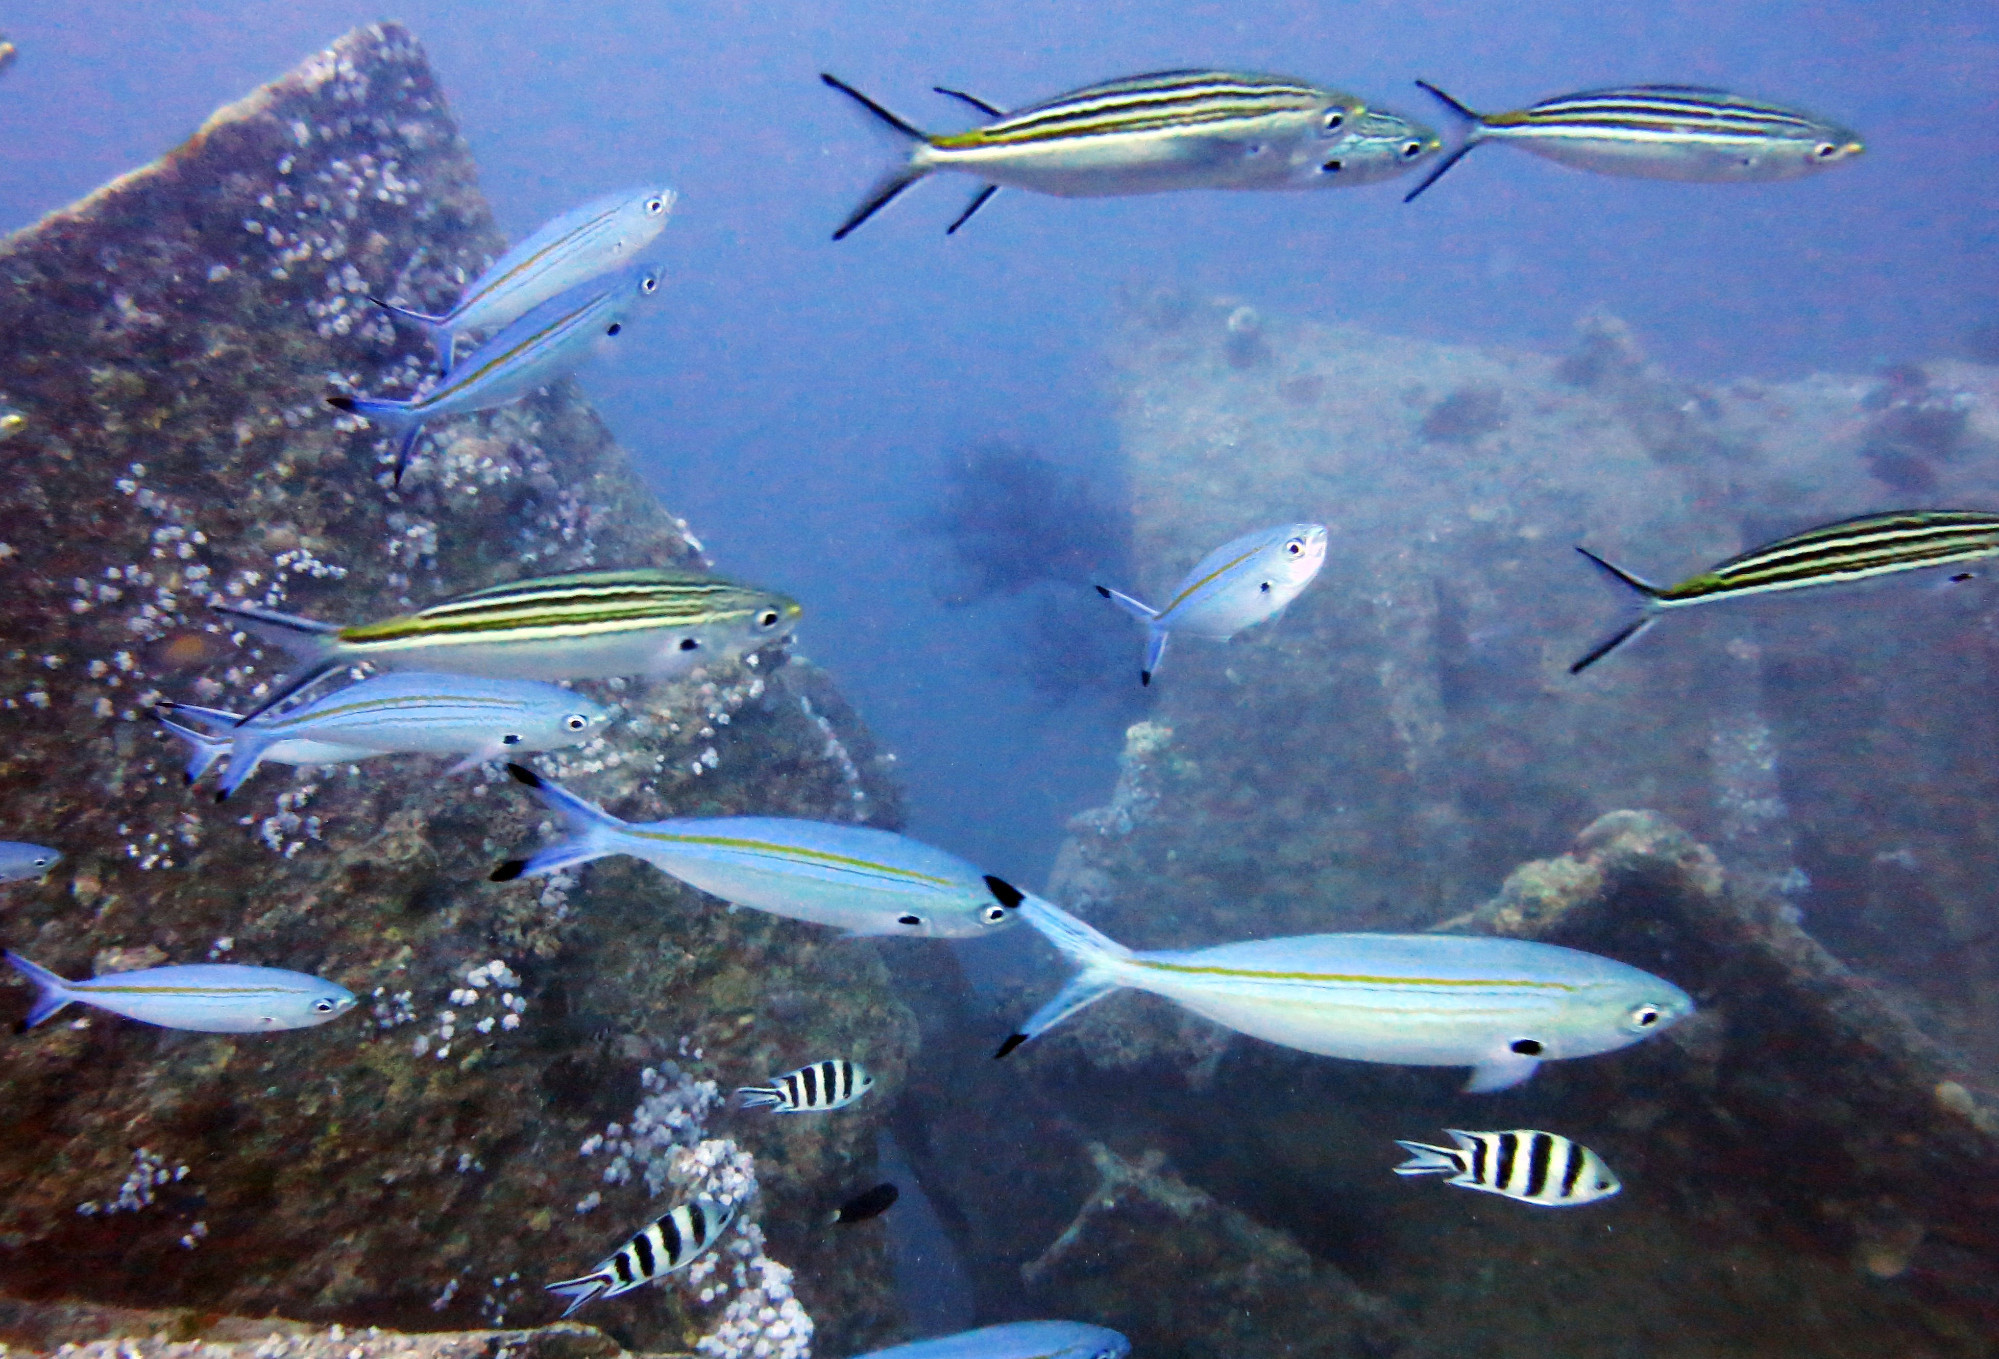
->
[1403, 81, 1488, 203]
[543, 1272, 611, 1318]
[4, 950, 76, 1027]
[325, 393, 425, 485]
[1569, 546, 1666, 674]
[489, 763, 624, 881]
[735, 1085, 785, 1110]
[821, 73, 936, 240]
[210, 604, 348, 724]
[995, 896, 1135, 1058]
[154, 704, 236, 785]
[1391, 1139, 1467, 1177]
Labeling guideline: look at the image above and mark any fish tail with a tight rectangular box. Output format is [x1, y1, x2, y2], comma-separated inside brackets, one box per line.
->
[212, 729, 273, 803]
[1402, 82, 1488, 203]
[324, 394, 426, 484]
[1095, 584, 1159, 622]
[543, 1273, 611, 1318]
[4, 950, 76, 1027]
[1569, 548, 1667, 675]
[1412, 80, 1484, 126]
[366, 297, 454, 373]
[1096, 586, 1167, 684]
[821, 73, 935, 240]
[1391, 1140, 1465, 1177]
[735, 1086, 785, 1110]
[1142, 627, 1168, 687]
[210, 605, 348, 724]
[153, 705, 234, 786]
[490, 763, 621, 881]
[996, 895, 1134, 1058]
[1575, 546, 1664, 599]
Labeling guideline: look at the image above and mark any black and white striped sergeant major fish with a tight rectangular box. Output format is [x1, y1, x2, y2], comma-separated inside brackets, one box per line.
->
[737, 1059, 875, 1113]
[1393, 1129, 1621, 1207]
[1404, 82, 1863, 202]
[216, 567, 801, 722]
[544, 1197, 736, 1317]
[1570, 510, 1999, 673]
[820, 69, 1371, 239]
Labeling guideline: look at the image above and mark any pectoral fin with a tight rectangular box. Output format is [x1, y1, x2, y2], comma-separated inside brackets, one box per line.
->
[1464, 1053, 1540, 1093]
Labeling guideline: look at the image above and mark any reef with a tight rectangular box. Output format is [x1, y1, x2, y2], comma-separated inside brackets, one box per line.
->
[0, 25, 911, 1358]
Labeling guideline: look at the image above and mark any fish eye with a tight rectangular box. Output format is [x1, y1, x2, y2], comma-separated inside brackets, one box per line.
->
[1510, 1037, 1544, 1056]
[565, 715, 590, 731]
[606, 323, 622, 336]
[314, 999, 335, 1013]
[502, 733, 523, 745]
[680, 637, 700, 651]
[897, 914, 923, 927]
[1402, 141, 1425, 159]
[980, 904, 1007, 925]
[1631, 1004, 1662, 1028]
[646, 196, 665, 214]
[757, 609, 781, 628]
[641, 274, 660, 293]
[1814, 142, 1838, 159]
[31, 856, 48, 868]
[1322, 109, 1345, 133]
[1285, 538, 1306, 556]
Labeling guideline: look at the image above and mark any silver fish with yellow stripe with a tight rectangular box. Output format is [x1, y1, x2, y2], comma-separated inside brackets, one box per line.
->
[492, 764, 1024, 939]
[5, 951, 355, 1032]
[850, 1322, 1130, 1359]
[999, 896, 1691, 1091]
[215, 566, 799, 722]
[1394, 1129, 1621, 1207]
[1406, 82, 1864, 201]
[545, 1197, 736, 1317]
[821, 70, 1371, 238]
[1571, 509, 1999, 673]
[1317, 109, 1442, 187]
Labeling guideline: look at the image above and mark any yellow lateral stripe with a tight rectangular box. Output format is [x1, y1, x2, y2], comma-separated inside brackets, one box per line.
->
[626, 831, 955, 886]
[1163, 547, 1261, 614]
[1132, 958, 1579, 989]
[76, 984, 293, 995]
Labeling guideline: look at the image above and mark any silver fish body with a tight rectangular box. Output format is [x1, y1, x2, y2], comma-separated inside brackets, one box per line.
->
[0, 841, 60, 883]
[738, 1059, 875, 1112]
[850, 1322, 1131, 1359]
[493, 764, 1024, 939]
[1003, 896, 1691, 1092]
[1098, 522, 1327, 684]
[1394, 1129, 1621, 1207]
[1317, 109, 1442, 186]
[5, 952, 356, 1032]
[545, 1197, 735, 1317]
[215, 567, 800, 722]
[0, 401, 24, 439]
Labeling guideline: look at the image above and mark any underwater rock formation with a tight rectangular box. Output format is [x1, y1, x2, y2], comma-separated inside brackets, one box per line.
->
[0, 26, 910, 1357]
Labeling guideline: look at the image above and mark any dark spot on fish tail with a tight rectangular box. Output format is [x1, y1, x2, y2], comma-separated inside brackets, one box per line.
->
[1510, 1038, 1543, 1056]
[631, 1228, 655, 1276]
[994, 1032, 1028, 1060]
[680, 638, 700, 651]
[1095, 585, 1112, 598]
[1140, 670, 1152, 686]
[506, 763, 544, 788]
[490, 861, 528, 882]
[983, 875, 1025, 910]
[1525, 1132, 1554, 1199]
[324, 395, 357, 412]
[213, 788, 230, 804]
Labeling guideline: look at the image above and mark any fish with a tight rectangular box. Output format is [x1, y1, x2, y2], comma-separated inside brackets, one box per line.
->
[492, 764, 1024, 939]
[1394, 1129, 1621, 1207]
[829, 1182, 898, 1224]
[372, 186, 675, 372]
[0, 38, 14, 79]
[1097, 523, 1327, 684]
[544, 1197, 736, 1317]
[1316, 108, 1442, 186]
[1569, 510, 1999, 673]
[327, 266, 659, 483]
[848, 1322, 1131, 1359]
[737, 1059, 874, 1112]
[214, 566, 799, 723]
[0, 402, 24, 439]
[4, 951, 356, 1032]
[157, 673, 612, 800]
[1406, 82, 1864, 202]
[0, 842, 60, 883]
[998, 895, 1692, 1092]
[821, 70, 1370, 239]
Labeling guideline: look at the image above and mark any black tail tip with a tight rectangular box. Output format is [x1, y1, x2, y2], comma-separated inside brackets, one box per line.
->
[1095, 585, 1111, 598]
[983, 875, 1025, 910]
[490, 860, 527, 883]
[994, 1032, 1028, 1060]
[505, 763, 543, 789]
[325, 395, 356, 412]
[212, 789, 230, 805]
[1140, 671, 1152, 687]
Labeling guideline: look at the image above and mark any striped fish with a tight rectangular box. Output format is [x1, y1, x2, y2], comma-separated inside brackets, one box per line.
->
[0, 841, 59, 883]
[1394, 1129, 1621, 1207]
[157, 673, 611, 800]
[738, 1059, 875, 1112]
[492, 764, 1024, 939]
[821, 70, 1370, 238]
[373, 186, 674, 372]
[850, 1322, 1130, 1359]
[1570, 509, 1999, 673]
[5, 952, 355, 1033]
[215, 566, 799, 722]
[544, 1197, 735, 1317]
[1098, 523, 1326, 685]
[1317, 109, 1442, 187]
[327, 266, 658, 483]
[1405, 82, 1863, 201]
[999, 895, 1691, 1092]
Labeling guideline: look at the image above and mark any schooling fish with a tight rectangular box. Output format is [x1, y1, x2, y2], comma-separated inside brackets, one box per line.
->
[215, 566, 799, 723]
[5, 952, 356, 1032]
[738, 1059, 874, 1113]
[544, 1197, 735, 1317]
[0, 842, 60, 884]
[0, 402, 24, 439]
[1570, 509, 1999, 673]
[1098, 522, 1327, 684]
[0, 38, 15, 79]
[850, 1323, 1131, 1359]
[328, 267, 658, 483]
[1406, 82, 1863, 202]
[1317, 108, 1442, 187]
[158, 673, 611, 800]
[373, 186, 675, 371]
[822, 70, 1370, 238]
[1394, 1129, 1621, 1207]
[493, 764, 1023, 939]
[999, 895, 1691, 1092]
[829, 1182, 898, 1224]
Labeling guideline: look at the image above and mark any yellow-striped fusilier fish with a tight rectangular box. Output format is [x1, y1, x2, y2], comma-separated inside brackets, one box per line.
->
[372, 186, 675, 372]
[492, 764, 1024, 939]
[1098, 522, 1327, 685]
[851, 1322, 1130, 1359]
[1405, 83, 1864, 202]
[1570, 509, 1999, 673]
[820, 70, 1370, 239]
[1394, 1129, 1620, 1207]
[5, 952, 355, 1033]
[999, 896, 1691, 1092]
[328, 267, 658, 483]
[545, 1197, 736, 1317]
[215, 567, 799, 722]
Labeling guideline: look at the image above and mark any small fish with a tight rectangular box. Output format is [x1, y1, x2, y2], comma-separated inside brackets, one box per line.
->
[327, 267, 659, 483]
[5, 952, 356, 1032]
[738, 1059, 874, 1112]
[373, 186, 675, 371]
[1316, 109, 1442, 186]
[0, 38, 15, 79]
[1570, 510, 1999, 673]
[215, 567, 799, 723]
[999, 895, 1691, 1092]
[849, 1322, 1130, 1359]
[1097, 523, 1327, 684]
[493, 764, 1023, 939]
[822, 70, 1370, 238]
[1406, 82, 1864, 202]
[157, 673, 611, 800]
[1393, 1129, 1621, 1207]
[0, 402, 24, 439]
[0, 842, 60, 884]
[829, 1182, 898, 1224]
[544, 1197, 735, 1317]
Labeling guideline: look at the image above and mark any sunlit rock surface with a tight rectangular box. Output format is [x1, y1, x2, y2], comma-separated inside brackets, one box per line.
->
[0, 25, 910, 1357]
